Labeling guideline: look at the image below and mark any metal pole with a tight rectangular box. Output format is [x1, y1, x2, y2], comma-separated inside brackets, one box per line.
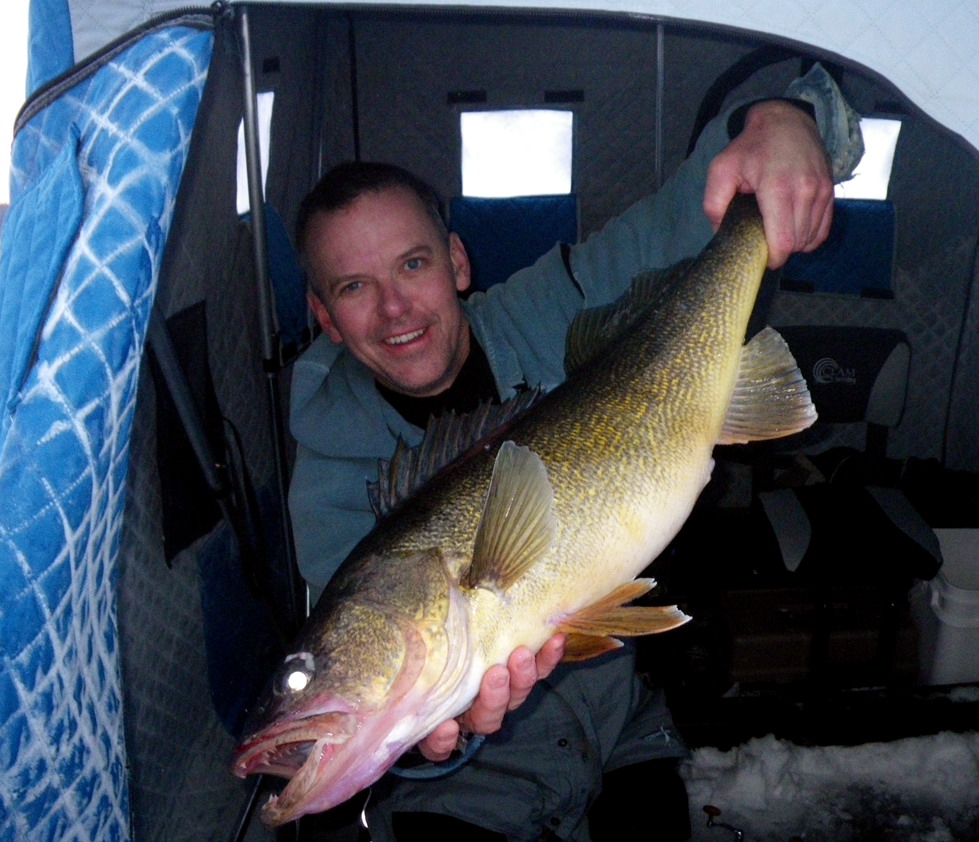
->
[237, 4, 305, 633]
[654, 22, 665, 191]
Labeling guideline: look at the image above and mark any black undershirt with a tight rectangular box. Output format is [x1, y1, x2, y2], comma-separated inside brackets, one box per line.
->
[376, 329, 501, 429]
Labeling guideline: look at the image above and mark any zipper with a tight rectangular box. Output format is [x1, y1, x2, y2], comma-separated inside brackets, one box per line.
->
[14, 3, 228, 133]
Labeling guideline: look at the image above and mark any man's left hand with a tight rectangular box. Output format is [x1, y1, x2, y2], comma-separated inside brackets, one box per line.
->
[703, 99, 834, 269]
[417, 634, 566, 762]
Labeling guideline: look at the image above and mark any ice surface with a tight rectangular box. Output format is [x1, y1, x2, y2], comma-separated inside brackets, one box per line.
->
[682, 730, 979, 841]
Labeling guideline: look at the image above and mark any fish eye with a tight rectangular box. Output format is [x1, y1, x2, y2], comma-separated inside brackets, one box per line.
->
[284, 669, 310, 692]
[278, 651, 315, 695]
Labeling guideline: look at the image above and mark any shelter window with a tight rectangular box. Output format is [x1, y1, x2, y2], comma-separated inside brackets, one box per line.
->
[834, 117, 902, 201]
[460, 109, 573, 198]
[236, 90, 275, 216]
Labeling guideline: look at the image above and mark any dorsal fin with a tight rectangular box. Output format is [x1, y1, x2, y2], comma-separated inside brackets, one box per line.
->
[718, 326, 818, 445]
[368, 389, 541, 519]
[565, 260, 694, 373]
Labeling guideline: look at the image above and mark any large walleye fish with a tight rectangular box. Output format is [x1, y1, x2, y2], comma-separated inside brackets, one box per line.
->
[232, 196, 816, 825]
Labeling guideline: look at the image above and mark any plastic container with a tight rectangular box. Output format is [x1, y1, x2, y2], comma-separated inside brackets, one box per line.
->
[911, 529, 979, 685]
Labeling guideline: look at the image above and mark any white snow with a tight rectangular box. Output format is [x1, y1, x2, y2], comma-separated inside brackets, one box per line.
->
[681, 725, 979, 841]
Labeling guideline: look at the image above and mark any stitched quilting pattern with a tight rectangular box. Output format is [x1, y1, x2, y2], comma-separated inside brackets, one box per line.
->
[0, 26, 212, 842]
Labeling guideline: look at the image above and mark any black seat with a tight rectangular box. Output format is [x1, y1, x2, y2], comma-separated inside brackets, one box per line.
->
[723, 325, 942, 687]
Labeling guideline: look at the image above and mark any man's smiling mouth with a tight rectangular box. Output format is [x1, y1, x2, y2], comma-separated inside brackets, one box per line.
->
[384, 328, 425, 346]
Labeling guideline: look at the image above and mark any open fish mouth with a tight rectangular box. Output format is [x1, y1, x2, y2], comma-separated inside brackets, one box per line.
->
[232, 711, 357, 780]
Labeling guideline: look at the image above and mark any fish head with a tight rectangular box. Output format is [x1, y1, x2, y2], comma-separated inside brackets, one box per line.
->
[231, 597, 434, 824]
[231, 549, 476, 826]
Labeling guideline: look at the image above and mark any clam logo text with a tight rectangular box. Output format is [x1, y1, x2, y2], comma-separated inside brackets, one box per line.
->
[813, 357, 857, 385]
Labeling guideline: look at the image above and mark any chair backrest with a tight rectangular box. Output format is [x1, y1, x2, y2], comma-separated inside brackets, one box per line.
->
[449, 194, 578, 291]
[777, 325, 911, 457]
[782, 199, 896, 298]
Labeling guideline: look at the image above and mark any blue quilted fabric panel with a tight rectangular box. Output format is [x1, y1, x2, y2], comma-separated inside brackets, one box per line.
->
[449, 194, 579, 291]
[0, 25, 213, 842]
[27, 0, 75, 94]
[0, 130, 85, 430]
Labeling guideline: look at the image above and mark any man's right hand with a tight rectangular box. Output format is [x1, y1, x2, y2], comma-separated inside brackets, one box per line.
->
[703, 98, 835, 270]
[417, 634, 566, 762]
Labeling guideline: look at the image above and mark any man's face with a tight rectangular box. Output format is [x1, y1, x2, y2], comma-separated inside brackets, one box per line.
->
[305, 187, 472, 398]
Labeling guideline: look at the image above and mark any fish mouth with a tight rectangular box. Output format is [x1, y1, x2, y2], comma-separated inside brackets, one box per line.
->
[233, 707, 404, 826]
[232, 711, 357, 781]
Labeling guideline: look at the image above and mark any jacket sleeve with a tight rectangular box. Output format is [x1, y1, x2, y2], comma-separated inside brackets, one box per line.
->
[569, 63, 863, 306]
[288, 443, 380, 603]
[465, 106, 728, 398]
[466, 64, 863, 401]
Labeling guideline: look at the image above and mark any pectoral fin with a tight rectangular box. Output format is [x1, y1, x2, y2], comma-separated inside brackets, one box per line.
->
[718, 326, 818, 446]
[465, 441, 557, 592]
[555, 579, 691, 653]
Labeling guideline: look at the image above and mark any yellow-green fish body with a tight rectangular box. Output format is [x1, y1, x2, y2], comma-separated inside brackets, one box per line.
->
[232, 196, 816, 825]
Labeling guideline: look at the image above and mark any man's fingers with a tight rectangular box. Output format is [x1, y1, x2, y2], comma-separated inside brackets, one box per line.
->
[756, 192, 799, 270]
[703, 157, 742, 232]
[758, 184, 834, 268]
[458, 664, 510, 734]
[418, 667, 507, 761]
[417, 719, 461, 763]
[505, 647, 538, 711]
[534, 634, 565, 681]
[806, 191, 835, 253]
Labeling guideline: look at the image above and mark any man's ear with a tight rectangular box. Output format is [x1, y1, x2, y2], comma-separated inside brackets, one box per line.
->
[307, 290, 344, 344]
[449, 232, 471, 293]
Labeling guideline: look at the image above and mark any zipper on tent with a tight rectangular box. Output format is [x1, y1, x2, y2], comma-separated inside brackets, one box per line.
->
[14, 5, 224, 133]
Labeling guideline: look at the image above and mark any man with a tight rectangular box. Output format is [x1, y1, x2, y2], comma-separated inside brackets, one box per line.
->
[289, 65, 862, 840]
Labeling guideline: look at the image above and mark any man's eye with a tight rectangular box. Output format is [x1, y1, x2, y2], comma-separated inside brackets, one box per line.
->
[340, 280, 362, 295]
[404, 257, 423, 271]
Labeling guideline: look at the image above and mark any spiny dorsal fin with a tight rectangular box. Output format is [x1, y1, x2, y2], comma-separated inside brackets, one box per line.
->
[465, 441, 556, 592]
[718, 326, 818, 446]
[555, 579, 690, 644]
[564, 260, 694, 373]
[368, 389, 541, 519]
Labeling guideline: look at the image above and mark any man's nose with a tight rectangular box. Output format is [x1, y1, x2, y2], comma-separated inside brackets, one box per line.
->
[378, 280, 411, 318]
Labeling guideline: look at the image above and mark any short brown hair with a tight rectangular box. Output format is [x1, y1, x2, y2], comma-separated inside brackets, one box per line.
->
[296, 161, 448, 259]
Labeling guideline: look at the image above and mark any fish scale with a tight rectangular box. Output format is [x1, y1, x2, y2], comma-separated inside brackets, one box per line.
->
[232, 195, 817, 825]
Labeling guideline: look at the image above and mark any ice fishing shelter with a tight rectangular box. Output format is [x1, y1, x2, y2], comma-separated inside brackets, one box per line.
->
[2, 1, 979, 840]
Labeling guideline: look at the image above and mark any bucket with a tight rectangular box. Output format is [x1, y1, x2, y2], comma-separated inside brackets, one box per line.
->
[911, 529, 979, 685]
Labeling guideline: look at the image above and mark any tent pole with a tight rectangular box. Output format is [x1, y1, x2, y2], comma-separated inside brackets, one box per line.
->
[236, 4, 306, 633]
[654, 22, 664, 190]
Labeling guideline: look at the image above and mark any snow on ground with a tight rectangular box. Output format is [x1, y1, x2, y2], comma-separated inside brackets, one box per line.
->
[681, 726, 979, 841]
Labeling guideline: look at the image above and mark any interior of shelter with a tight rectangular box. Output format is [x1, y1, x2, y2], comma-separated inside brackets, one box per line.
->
[105, 6, 979, 839]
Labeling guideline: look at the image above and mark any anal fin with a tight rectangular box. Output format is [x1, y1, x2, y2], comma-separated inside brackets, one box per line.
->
[557, 604, 691, 638]
[555, 579, 691, 653]
[562, 634, 623, 662]
[718, 326, 818, 446]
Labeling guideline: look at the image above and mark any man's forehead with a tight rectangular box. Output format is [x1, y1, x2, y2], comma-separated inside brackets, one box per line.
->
[352, 185, 429, 221]
[309, 187, 444, 280]
[318, 187, 437, 241]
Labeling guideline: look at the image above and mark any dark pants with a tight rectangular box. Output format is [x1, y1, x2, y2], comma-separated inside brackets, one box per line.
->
[389, 758, 691, 841]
